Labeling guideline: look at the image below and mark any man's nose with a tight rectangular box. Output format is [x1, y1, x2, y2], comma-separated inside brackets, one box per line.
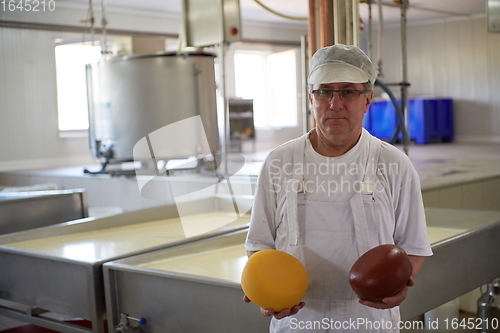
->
[329, 92, 343, 107]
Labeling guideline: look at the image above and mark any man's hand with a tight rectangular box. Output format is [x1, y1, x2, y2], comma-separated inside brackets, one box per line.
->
[358, 277, 414, 309]
[243, 295, 306, 319]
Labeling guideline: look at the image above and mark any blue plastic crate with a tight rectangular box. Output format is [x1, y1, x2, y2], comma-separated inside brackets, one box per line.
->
[437, 98, 454, 142]
[367, 98, 454, 144]
[408, 98, 454, 144]
[366, 99, 398, 141]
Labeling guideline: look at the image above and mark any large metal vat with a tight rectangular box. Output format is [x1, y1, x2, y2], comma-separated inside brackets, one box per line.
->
[86, 52, 219, 165]
[103, 229, 268, 333]
[0, 196, 251, 333]
[0, 189, 88, 235]
[402, 208, 500, 320]
[102, 207, 500, 332]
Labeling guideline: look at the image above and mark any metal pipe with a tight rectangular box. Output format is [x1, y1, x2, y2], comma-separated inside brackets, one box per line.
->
[377, 0, 384, 76]
[347, 0, 353, 45]
[301, 35, 310, 134]
[319, 0, 332, 47]
[100, 0, 108, 54]
[367, 0, 373, 58]
[333, 0, 339, 44]
[0, 19, 177, 37]
[400, 0, 410, 155]
[307, 0, 317, 59]
[0, 19, 304, 47]
[89, 0, 95, 44]
[308, 0, 318, 129]
[352, 0, 360, 47]
[218, 42, 229, 177]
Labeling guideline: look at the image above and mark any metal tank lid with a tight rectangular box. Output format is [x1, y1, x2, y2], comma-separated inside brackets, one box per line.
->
[102, 51, 217, 63]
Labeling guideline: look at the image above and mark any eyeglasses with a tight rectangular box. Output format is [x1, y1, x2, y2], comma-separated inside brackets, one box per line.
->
[311, 89, 369, 102]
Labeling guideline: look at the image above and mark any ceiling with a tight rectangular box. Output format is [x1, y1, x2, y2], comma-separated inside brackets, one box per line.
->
[63, 0, 487, 26]
[240, 0, 486, 25]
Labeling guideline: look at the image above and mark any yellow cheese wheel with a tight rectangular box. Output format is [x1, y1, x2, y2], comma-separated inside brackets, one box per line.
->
[241, 249, 308, 312]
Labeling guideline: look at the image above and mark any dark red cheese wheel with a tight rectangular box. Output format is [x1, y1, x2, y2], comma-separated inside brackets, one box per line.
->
[349, 244, 412, 301]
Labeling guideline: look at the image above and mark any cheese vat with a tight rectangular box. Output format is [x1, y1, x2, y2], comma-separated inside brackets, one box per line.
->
[0, 189, 88, 235]
[102, 207, 500, 332]
[402, 208, 500, 320]
[0, 196, 251, 333]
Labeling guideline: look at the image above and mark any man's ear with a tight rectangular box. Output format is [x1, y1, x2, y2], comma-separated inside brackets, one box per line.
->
[364, 90, 374, 113]
[365, 90, 374, 104]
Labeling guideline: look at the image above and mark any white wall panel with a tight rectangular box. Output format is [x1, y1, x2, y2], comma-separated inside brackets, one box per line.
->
[374, 16, 500, 143]
[0, 27, 95, 171]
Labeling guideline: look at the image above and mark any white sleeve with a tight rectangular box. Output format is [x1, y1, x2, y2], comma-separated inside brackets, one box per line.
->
[393, 166, 433, 257]
[245, 158, 280, 252]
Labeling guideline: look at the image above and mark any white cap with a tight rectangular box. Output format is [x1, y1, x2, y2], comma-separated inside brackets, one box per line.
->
[308, 44, 377, 85]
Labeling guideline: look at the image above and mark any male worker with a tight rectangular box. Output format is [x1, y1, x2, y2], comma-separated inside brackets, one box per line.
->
[244, 44, 432, 332]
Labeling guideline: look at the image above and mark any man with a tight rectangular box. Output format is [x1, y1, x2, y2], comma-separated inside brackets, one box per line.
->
[244, 44, 432, 332]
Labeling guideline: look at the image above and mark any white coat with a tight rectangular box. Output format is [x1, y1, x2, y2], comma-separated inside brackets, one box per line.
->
[246, 129, 432, 333]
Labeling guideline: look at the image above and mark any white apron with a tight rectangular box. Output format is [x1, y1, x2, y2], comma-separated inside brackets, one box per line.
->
[270, 135, 400, 333]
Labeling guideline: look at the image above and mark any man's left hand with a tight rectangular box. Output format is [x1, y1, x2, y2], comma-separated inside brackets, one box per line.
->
[358, 277, 414, 309]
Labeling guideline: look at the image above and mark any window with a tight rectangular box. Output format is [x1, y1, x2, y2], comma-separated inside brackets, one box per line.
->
[234, 49, 298, 128]
[55, 43, 101, 131]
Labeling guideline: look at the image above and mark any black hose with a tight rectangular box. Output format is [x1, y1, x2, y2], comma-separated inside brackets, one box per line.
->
[374, 79, 408, 144]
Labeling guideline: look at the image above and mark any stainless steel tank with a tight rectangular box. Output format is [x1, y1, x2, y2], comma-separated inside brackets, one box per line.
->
[0, 189, 88, 235]
[86, 52, 219, 165]
[0, 195, 251, 333]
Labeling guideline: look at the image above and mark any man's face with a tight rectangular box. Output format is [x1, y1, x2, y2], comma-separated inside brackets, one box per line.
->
[309, 82, 373, 142]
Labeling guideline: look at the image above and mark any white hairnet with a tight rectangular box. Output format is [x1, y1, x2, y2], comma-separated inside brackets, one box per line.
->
[308, 44, 377, 85]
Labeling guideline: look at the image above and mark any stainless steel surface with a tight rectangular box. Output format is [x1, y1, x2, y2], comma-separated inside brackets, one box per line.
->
[183, 0, 241, 47]
[103, 229, 270, 333]
[0, 196, 251, 333]
[0, 189, 88, 235]
[86, 53, 219, 162]
[104, 207, 500, 332]
[488, 0, 500, 33]
[401, 208, 500, 320]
